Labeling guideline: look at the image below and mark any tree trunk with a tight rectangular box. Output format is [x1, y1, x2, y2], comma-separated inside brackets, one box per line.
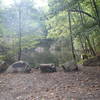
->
[79, 33, 90, 54]
[18, 6, 22, 61]
[90, 0, 96, 16]
[92, 0, 100, 27]
[92, 37, 96, 53]
[78, 2, 87, 53]
[79, 35, 85, 53]
[78, 2, 84, 25]
[68, 11, 78, 70]
[85, 36, 96, 56]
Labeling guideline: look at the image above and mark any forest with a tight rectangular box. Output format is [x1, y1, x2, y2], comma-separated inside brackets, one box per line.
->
[0, 0, 100, 66]
[0, 0, 100, 100]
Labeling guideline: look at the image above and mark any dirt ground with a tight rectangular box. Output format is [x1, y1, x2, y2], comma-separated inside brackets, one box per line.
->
[0, 66, 100, 100]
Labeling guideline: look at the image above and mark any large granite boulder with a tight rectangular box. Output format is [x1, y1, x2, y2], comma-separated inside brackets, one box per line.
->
[62, 60, 78, 72]
[6, 61, 31, 73]
[83, 56, 100, 66]
[40, 64, 56, 73]
[0, 61, 8, 73]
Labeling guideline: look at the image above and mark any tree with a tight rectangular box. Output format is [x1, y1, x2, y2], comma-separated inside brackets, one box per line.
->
[47, 0, 100, 62]
[68, 11, 78, 70]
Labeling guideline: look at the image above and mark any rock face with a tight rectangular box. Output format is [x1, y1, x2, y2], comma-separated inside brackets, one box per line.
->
[62, 60, 78, 72]
[83, 56, 100, 66]
[40, 64, 56, 73]
[6, 61, 31, 73]
[0, 61, 8, 73]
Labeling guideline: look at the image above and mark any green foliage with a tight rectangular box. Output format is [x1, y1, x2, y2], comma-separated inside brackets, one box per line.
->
[0, 0, 100, 65]
[33, 51, 58, 66]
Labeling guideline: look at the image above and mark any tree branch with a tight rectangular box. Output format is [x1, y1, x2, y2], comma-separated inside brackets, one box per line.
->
[68, 9, 96, 20]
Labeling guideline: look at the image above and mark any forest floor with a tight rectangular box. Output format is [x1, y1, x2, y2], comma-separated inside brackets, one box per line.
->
[0, 66, 100, 100]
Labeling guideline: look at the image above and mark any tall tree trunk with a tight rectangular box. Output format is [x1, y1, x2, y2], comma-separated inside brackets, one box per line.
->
[85, 35, 96, 56]
[18, 6, 22, 61]
[80, 33, 90, 54]
[92, 37, 96, 53]
[68, 11, 78, 70]
[90, 0, 96, 16]
[78, 2, 96, 55]
[79, 35, 85, 53]
[78, 2, 87, 53]
[84, 39, 89, 53]
[92, 0, 100, 27]
[71, 14, 85, 55]
[78, 2, 84, 25]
